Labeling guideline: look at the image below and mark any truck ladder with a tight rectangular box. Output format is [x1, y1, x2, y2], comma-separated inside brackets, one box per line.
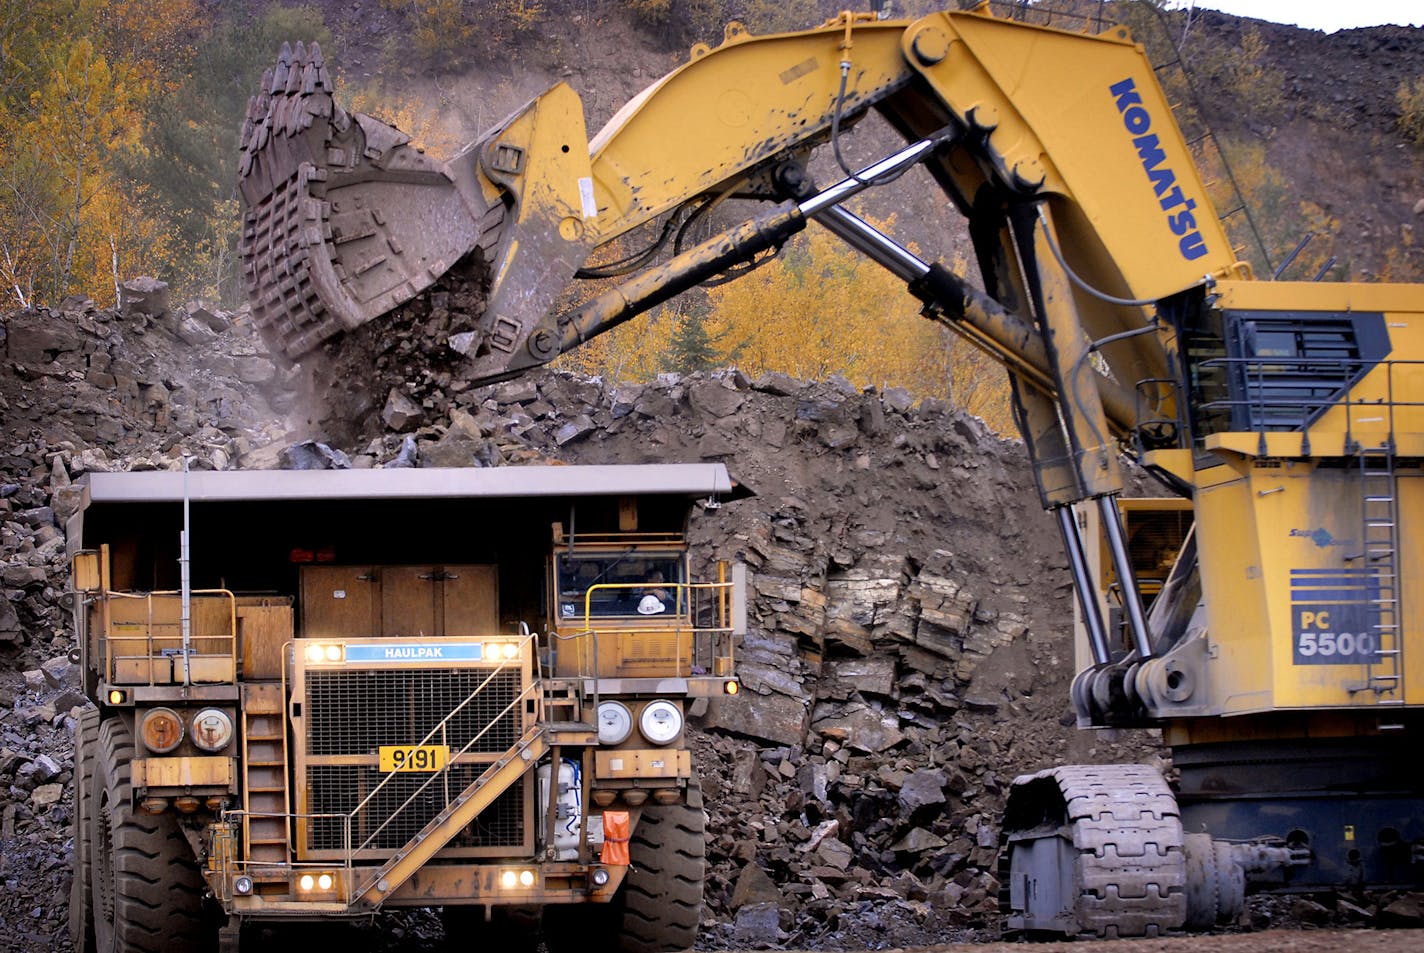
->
[1356, 445, 1405, 703]
[349, 724, 550, 911]
[240, 682, 292, 865]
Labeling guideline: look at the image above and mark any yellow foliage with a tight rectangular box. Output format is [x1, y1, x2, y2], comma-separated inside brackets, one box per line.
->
[501, 0, 547, 35]
[703, 226, 922, 383]
[1397, 76, 1424, 146]
[1, 35, 148, 305]
[553, 308, 670, 383]
[703, 218, 1011, 429]
[1219, 28, 1285, 121]
[552, 212, 1013, 431]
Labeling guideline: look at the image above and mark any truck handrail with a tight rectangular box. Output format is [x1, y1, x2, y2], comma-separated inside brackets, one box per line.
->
[102, 588, 238, 685]
[577, 579, 739, 677]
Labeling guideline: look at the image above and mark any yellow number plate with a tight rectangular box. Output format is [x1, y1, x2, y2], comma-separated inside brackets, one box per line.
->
[378, 745, 449, 773]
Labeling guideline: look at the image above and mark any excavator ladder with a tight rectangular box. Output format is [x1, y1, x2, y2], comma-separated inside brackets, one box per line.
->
[1352, 443, 1405, 703]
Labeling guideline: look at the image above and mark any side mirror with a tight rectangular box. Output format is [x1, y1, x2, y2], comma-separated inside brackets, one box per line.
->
[731, 564, 748, 636]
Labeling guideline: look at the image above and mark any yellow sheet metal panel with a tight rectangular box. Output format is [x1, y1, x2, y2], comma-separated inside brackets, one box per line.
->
[1196, 456, 1419, 713]
[239, 604, 293, 680]
[186, 656, 236, 684]
[300, 566, 379, 638]
[1211, 279, 1424, 315]
[133, 756, 235, 789]
[588, 18, 911, 239]
[594, 748, 691, 780]
[1193, 458, 1274, 714]
[112, 658, 171, 684]
[1253, 464, 1365, 709]
[72, 551, 102, 591]
[913, 13, 1240, 301]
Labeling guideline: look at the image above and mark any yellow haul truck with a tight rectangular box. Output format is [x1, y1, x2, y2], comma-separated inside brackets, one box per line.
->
[67, 464, 744, 952]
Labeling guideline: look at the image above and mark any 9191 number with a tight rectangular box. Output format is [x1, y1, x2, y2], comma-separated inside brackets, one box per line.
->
[378, 745, 449, 773]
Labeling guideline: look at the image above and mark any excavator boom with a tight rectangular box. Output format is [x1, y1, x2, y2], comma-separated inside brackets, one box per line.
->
[239, 11, 1237, 396]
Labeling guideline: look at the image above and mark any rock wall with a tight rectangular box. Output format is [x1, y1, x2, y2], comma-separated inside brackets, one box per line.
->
[0, 297, 1157, 949]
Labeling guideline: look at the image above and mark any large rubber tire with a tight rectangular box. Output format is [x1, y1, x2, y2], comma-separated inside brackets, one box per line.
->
[70, 706, 101, 953]
[91, 717, 213, 953]
[618, 783, 706, 953]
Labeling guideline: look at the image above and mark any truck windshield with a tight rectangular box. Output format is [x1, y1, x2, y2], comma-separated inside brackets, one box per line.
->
[556, 551, 685, 620]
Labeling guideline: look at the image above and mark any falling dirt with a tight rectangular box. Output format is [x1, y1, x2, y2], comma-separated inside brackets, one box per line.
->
[294, 251, 493, 448]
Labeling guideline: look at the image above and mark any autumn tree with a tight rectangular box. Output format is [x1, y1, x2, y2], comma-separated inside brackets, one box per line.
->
[119, 6, 332, 304]
[1, 34, 144, 304]
[709, 218, 1010, 429]
[551, 206, 1013, 430]
[0, 0, 201, 307]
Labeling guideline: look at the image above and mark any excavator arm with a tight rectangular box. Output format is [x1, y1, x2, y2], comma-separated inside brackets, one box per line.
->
[239, 9, 1241, 415]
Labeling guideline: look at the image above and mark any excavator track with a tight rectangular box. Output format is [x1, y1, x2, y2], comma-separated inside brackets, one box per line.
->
[999, 763, 1187, 939]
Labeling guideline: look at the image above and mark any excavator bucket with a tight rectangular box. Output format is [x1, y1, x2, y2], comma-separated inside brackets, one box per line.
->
[238, 42, 502, 360]
[239, 43, 596, 371]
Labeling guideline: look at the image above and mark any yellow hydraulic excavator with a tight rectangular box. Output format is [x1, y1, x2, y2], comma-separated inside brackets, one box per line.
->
[71, 4, 1424, 950]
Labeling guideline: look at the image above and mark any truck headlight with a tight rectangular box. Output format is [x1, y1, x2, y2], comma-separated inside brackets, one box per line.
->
[190, 708, 234, 752]
[597, 701, 632, 745]
[638, 700, 682, 745]
[304, 642, 343, 663]
[140, 708, 184, 753]
[483, 641, 520, 660]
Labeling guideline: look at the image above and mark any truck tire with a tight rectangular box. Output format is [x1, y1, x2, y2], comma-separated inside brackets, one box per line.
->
[618, 783, 706, 953]
[70, 706, 101, 953]
[91, 717, 213, 953]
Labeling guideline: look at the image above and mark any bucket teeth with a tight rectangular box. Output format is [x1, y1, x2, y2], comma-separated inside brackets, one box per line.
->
[270, 42, 291, 94]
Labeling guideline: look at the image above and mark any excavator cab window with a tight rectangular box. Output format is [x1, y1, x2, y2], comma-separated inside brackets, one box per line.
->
[1223, 312, 1386, 432]
[1179, 303, 1389, 439]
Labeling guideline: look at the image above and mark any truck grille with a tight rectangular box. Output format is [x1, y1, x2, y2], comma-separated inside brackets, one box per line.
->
[305, 668, 522, 754]
[299, 665, 528, 857]
[307, 766, 526, 852]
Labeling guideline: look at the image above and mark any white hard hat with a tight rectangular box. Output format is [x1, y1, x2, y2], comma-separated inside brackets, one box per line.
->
[637, 595, 666, 615]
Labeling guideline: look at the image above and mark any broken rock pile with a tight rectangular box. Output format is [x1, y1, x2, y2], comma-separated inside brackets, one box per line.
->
[309, 366, 1158, 944]
[3, 295, 1166, 949]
